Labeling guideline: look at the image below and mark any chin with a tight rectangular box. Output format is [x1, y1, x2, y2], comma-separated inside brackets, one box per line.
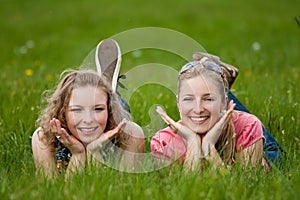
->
[190, 126, 208, 135]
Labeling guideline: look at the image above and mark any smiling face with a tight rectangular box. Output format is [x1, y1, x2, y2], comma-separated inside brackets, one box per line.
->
[177, 75, 226, 134]
[66, 85, 108, 145]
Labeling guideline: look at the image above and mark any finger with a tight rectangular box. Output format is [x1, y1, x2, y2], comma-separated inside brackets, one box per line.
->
[105, 126, 121, 139]
[100, 119, 127, 141]
[227, 100, 236, 113]
[57, 128, 82, 150]
[50, 118, 58, 133]
[156, 106, 176, 126]
[54, 119, 62, 130]
[218, 100, 236, 126]
[224, 101, 236, 121]
[117, 118, 127, 130]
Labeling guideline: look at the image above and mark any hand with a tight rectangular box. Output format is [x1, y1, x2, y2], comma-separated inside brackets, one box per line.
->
[156, 106, 203, 170]
[50, 118, 85, 155]
[86, 119, 127, 153]
[201, 100, 236, 156]
[156, 106, 199, 145]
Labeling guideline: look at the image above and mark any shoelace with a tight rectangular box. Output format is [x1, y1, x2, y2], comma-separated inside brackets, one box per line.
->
[117, 74, 127, 90]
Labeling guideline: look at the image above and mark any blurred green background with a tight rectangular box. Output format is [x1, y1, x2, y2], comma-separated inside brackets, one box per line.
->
[1, 0, 299, 199]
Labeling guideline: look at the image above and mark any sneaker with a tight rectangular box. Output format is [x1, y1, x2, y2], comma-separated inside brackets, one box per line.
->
[192, 52, 239, 88]
[95, 38, 121, 92]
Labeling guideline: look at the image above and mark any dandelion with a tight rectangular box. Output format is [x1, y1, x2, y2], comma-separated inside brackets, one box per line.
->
[291, 116, 295, 123]
[19, 46, 28, 54]
[252, 42, 261, 51]
[25, 69, 33, 76]
[245, 70, 252, 77]
[46, 74, 54, 81]
[26, 40, 35, 48]
[282, 130, 285, 143]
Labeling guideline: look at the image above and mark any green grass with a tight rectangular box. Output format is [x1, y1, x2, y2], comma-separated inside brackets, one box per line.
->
[1, 0, 300, 199]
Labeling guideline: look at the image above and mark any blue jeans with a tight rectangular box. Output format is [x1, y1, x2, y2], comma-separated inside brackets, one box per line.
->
[227, 90, 285, 166]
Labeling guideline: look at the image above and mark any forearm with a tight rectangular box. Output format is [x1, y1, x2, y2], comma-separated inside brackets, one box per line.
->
[66, 152, 86, 175]
[32, 130, 58, 177]
[236, 139, 264, 168]
[204, 146, 226, 171]
[35, 158, 57, 178]
[183, 140, 202, 172]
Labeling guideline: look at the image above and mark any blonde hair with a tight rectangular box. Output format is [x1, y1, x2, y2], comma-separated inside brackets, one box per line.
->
[178, 64, 236, 165]
[36, 69, 130, 152]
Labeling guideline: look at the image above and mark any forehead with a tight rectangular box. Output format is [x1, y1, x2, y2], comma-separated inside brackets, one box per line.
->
[69, 86, 107, 104]
[179, 76, 220, 96]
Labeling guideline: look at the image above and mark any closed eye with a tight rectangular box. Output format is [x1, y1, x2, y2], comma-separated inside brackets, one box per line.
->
[205, 98, 215, 101]
[70, 108, 82, 112]
[95, 107, 105, 111]
[182, 96, 194, 101]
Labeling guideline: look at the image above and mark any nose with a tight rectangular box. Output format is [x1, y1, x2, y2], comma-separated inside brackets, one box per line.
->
[193, 100, 204, 114]
[82, 111, 95, 124]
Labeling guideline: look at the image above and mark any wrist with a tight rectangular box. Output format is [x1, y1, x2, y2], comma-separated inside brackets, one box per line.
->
[202, 142, 214, 158]
[71, 151, 86, 161]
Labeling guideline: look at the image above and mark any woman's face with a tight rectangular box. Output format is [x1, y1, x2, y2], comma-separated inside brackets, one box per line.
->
[66, 86, 108, 145]
[177, 75, 226, 134]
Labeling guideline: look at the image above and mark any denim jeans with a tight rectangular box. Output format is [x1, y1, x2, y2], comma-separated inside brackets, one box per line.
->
[227, 90, 285, 166]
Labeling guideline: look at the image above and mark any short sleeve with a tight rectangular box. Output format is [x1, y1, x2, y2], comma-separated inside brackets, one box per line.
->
[234, 112, 265, 151]
[150, 127, 186, 161]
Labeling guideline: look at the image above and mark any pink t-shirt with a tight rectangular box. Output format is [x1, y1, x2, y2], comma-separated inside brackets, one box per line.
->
[151, 111, 266, 165]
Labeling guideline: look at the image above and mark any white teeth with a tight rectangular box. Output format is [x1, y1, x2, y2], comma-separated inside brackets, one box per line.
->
[190, 117, 207, 122]
[79, 127, 96, 132]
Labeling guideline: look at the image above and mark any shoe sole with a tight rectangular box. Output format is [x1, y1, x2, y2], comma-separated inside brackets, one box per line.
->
[95, 39, 121, 92]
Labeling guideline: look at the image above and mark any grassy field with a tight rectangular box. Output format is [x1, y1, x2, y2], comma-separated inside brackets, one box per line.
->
[1, 0, 300, 199]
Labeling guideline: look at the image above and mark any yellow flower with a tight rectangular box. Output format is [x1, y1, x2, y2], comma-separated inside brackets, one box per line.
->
[25, 69, 33, 76]
[46, 74, 54, 81]
[245, 70, 252, 77]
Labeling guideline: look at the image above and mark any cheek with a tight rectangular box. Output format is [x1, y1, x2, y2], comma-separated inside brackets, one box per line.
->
[178, 102, 193, 120]
[66, 112, 80, 125]
[95, 111, 108, 127]
[66, 112, 79, 135]
[206, 103, 223, 122]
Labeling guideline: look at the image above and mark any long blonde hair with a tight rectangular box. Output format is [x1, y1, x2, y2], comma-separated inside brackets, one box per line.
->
[178, 64, 236, 165]
[36, 69, 130, 152]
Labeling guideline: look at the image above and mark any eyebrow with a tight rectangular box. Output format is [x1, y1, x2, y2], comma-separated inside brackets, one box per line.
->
[68, 103, 107, 107]
[181, 92, 217, 97]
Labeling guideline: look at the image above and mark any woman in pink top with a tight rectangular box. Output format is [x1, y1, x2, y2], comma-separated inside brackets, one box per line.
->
[151, 59, 267, 171]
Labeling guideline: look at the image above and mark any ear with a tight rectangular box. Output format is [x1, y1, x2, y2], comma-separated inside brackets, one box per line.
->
[176, 95, 181, 111]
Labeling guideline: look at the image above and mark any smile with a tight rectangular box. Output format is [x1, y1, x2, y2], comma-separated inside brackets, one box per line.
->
[190, 116, 209, 123]
[77, 126, 99, 134]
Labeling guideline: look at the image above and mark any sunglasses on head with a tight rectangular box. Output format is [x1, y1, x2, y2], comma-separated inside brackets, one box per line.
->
[179, 61, 223, 75]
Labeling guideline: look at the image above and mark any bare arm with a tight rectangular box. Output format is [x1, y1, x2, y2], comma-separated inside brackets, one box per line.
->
[183, 137, 202, 172]
[156, 106, 203, 172]
[86, 119, 144, 171]
[236, 138, 264, 167]
[120, 121, 145, 171]
[201, 101, 235, 171]
[123, 121, 145, 153]
[31, 128, 57, 177]
[50, 119, 86, 176]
